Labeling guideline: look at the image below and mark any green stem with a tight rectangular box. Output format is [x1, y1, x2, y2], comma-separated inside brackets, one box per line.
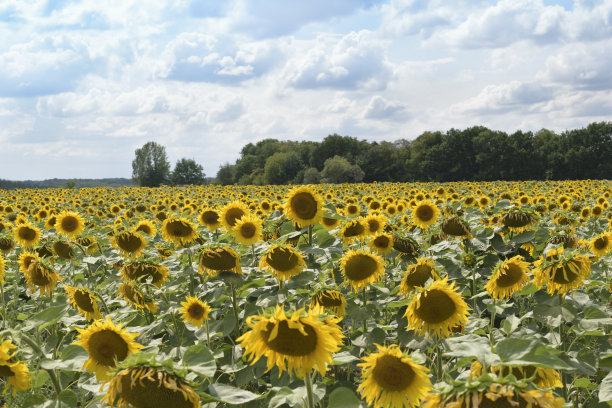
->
[205, 320, 211, 348]
[308, 225, 313, 246]
[231, 285, 240, 335]
[21, 333, 62, 397]
[362, 289, 368, 333]
[559, 294, 569, 402]
[471, 267, 477, 313]
[435, 337, 443, 380]
[0, 283, 6, 329]
[489, 300, 497, 348]
[304, 372, 315, 408]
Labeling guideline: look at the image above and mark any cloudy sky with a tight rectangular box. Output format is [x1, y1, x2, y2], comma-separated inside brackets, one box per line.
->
[1, 0, 611, 180]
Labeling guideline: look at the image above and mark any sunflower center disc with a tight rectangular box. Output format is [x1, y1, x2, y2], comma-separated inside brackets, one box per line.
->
[117, 234, 143, 252]
[89, 330, 129, 366]
[202, 211, 219, 224]
[416, 205, 433, 222]
[344, 254, 378, 281]
[318, 292, 342, 307]
[136, 225, 151, 235]
[594, 236, 608, 250]
[291, 193, 317, 219]
[403, 265, 433, 288]
[29, 264, 51, 286]
[551, 263, 579, 284]
[119, 370, 196, 408]
[373, 236, 390, 248]
[74, 290, 95, 312]
[19, 227, 36, 241]
[169, 221, 191, 237]
[495, 263, 523, 287]
[240, 223, 256, 238]
[61, 216, 78, 232]
[264, 320, 317, 356]
[200, 250, 238, 271]
[371, 355, 415, 392]
[225, 208, 245, 227]
[267, 249, 298, 272]
[415, 289, 456, 324]
[0, 364, 14, 377]
[188, 304, 204, 319]
[343, 222, 365, 237]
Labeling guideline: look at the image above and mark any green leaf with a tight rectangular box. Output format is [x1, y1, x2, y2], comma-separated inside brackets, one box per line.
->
[496, 338, 572, 370]
[328, 387, 362, 408]
[510, 230, 536, 244]
[41, 389, 78, 408]
[443, 335, 500, 367]
[316, 228, 336, 247]
[600, 372, 612, 402]
[333, 351, 360, 365]
[208, 383, 261, 405]
[24, 304, 68, 332]
[183, 344, 217, 378]
[501, 315, 521, 335]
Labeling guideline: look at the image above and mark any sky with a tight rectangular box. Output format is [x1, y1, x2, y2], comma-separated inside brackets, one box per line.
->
[1, 0, 611, 180]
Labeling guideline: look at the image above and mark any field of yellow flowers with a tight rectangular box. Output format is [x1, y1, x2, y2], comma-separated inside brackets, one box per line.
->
[0, 180, 611, 408]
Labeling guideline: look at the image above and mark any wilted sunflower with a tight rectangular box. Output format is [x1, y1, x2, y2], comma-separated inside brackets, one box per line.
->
[120, 261, 169, 288]
[589, 232, 611, 257]
[236, 306, 344, 377]
[357, 344, 431, 408]
[533, 248, 591, 295]
[180, 296, 211, 328]
[198, 247, 242, 276]
[369, 233, 394, 255]
[259, 245, 306, 282]
[52, 240, 73, 260]
[283, 186, 324, 228]
[161, 218, 197, 247]
[73, 317, 143, 380]
[56, 210, 85, 239]
[198, 208, 221, 231]
[500, 209, 538, 233]
[65, 285, 103, 321]
[104, 365, 200, 408]
[310, 289, 346, 315]
[118, 282, 158, 313]
[411, 201, 439, 230]
[14, 222, 41, 248]
[0, 359, 31, 396]
[232, 214, 263, 245]
[484, 256, 531, 300]
[0, 237, 15, 254]
[400, 258, 439, 295]
[134, 220, 157, 237]
[404, 277, 469, 338]
[440, 216, 471, 239]
[24, 260, 61, 296]
[340, 249, 385, 291]
[112, 231, 146, 258]
[220, 201, 250, 231]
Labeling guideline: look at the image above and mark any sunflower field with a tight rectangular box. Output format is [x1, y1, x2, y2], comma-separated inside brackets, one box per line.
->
[0, 180, 611, 408]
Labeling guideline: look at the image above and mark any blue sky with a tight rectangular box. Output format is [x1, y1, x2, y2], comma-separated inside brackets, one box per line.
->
[1, 0, 611, 180]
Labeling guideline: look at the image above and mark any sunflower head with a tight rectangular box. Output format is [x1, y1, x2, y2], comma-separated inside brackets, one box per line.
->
[120, 261, 169, 288]
[283, 186, 325, 228]
[112, 231, 147, 258]
[220, 201, 250, 231]
[364, 214, 388, 236]
[0, 359, 31, 396]
[484, 256, 531, 300]
[392, 234, 420, 257]
[14, 223, 41, 248]
[590, 232, 611, 257]
[56, 211, 85, 239]
[310, 289, 346, 316]
[161, 218, 197, 247]
[180, 296, 211, 328]
[259, 245, 306, 282]
[369, 233, 394, 255]
[440, 215, 471, 238]
[0, 237, 15, 254]
[500, 209, 538, 233]
[65, 285, 103, 321]
[25, 259, 61, 296]
[533, 248, 591, 295]
[411, 200, 439, 230]
[198, 247, 242, 276]
[339, 218, 367, 245]
[134, 220, 157, 237]
[340, 249, 385, 291]
[118, 282, 158, 313]
[52, 240, 73, 260]
[198, 209, 221, 230]
[400, 258, 439, 295]
[232, 214, 263, 245]
[320, 216, 341, 230]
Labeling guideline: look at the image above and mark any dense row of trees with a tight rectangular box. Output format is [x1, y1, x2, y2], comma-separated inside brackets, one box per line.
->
[216, 122, 612, 184]
[131, 142, 207, 187]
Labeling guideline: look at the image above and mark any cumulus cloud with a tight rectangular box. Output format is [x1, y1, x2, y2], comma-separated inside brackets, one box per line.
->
[364, 95, 408, 120]
[544, 40, 612, 90]
[454, 80, 555, 114]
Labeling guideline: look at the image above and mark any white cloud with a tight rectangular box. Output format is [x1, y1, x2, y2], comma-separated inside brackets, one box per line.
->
[544, 40, 612, 90]
[363, 95, 408, 120]
[454, 80, 555, 114]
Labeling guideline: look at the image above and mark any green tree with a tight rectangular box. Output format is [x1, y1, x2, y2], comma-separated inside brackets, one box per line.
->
[216, 163, 236, 185]
[132, 142, 171, 187]
[302, 167, 321, 184]
[264, 151, 303, 185]
[171, 158, 206, 185]
[321, 155, 364, 183]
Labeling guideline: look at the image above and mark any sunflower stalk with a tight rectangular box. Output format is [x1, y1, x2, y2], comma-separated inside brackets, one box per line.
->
[362, 288, 368, 333]
[230, 284, 240, 335]
[558, 294, 570, 402]
[489, 300, 497, 348]
[20, 333, 63, 397]
[304, 372, 316, 408]
[0, 283, 6, 329]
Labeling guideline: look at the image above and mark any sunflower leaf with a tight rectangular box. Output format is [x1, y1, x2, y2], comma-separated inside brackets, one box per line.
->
[495, 338, 573, 370]
[208, 383, 262, 404]
[183, 344, 217, 378]
[599, 372, 612, 402]
[328, 387, 362, 408]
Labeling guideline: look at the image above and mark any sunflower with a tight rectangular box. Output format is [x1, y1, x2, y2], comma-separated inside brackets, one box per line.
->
[161, 218, 198, 247]
[338, 218, 367, 244]
[310, 291, 346, 318]
[236, 306, 343, 377]
[440, 215, 471, 238]
[65, 285, 103, 321]
[120, 261, 169, 288]
[56, 211, 85, 239]
[24, 260, 61, 296]
[232, 214, 263, 245]
[180, 296, 211, 328]
[400, 258, 439, 295]
[112, 231, 146, 258]
[367, 232, 393, 255]
[134, 220, 157, 237]
[478, 195, 492, 208]
[484, 256, 531, 300]
[73, 317, 143, 380]
[118, 282, 158, 313]
[320, 216, 341, 230]
[259, 245, 306, 282]
[14, 223, 41, 248]
[18, 251, 40, 274]
[0, 359, 31, 396]
[0, 338, 16, 360]
[357, 344, 431, 408]
[589, 232, 611, 257]
[363, 214, 387, 236]
[469, 361, 562, 389]
[283, 186, 325, 228]
[52, 240, 73, 260]
[104, 366, 200, 408]
[198, 208, 221, 230]
[220, 201, 250, 231]
[0, 254, 5, 284]
[0, 237, 14, 254]
[404, 277, 469, 338]
[500, 209, 537, 233]
[533, 248, 591, 295]
[198, 247, 242, 276]
[340, 249, 385, 291]
[411, 201, 439, 230]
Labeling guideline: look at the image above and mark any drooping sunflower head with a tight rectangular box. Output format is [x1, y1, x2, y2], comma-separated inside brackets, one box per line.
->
[500, 209, 538, 233]
[180, 296, 211, 328]
[198, 208, 221, 230]
[64, 285, 102, 321]
[392, 234, 420, 257]
[283, 186, 325, 228]
[104, 365, 200, 408]
[369, 233, 394, 255]
[339, 218, 367, 245]
[14, 223, 41, 248]
[25, 259, 61, 296]
[56, 211, 85, 239]
[73, 317, 143, 381]
[411, 201, 439, 230]
[232, 214, 263, 245]
[236, 306, 344, 377]
[52, 240, 73, 260]
[198, 247, 242, 276]
[357, 344, 431, 408]
[18, 251, 40, 275]
[259, 245, 306, 282]
[340, 248, 385, 291]
[400, 257, 439, 296]
[404, 277, 470, 338]
[0, 237, 15, 254]
[440, 215, 471, 238]
[134, 220, 157, 237]
[112, 231, 147, 258]
[220, 201, 250, 231]
[161, 217, 198, 247]
[120, 261, 169, 288]
[118, 282, 158, 313]
[590, 232, 612, 257]
[484, 256, 531, 300]
[310, 289, 346, 316]
[0, 359, 31, 396]
[533, 247, 591, 295]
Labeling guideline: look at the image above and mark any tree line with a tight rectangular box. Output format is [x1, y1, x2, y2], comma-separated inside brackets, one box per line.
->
[215, 121, 612, 185]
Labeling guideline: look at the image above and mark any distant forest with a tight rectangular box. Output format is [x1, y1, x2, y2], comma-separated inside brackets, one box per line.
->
[0, 178, 135, 190]
[216, 121, 612, 185]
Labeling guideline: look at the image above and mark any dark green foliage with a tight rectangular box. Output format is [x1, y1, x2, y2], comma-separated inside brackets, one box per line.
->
[131, 141, 171, 187]
[171, 158, 206, 185]
[321, 156, 364, 183]
[0, 178, 134, 189]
